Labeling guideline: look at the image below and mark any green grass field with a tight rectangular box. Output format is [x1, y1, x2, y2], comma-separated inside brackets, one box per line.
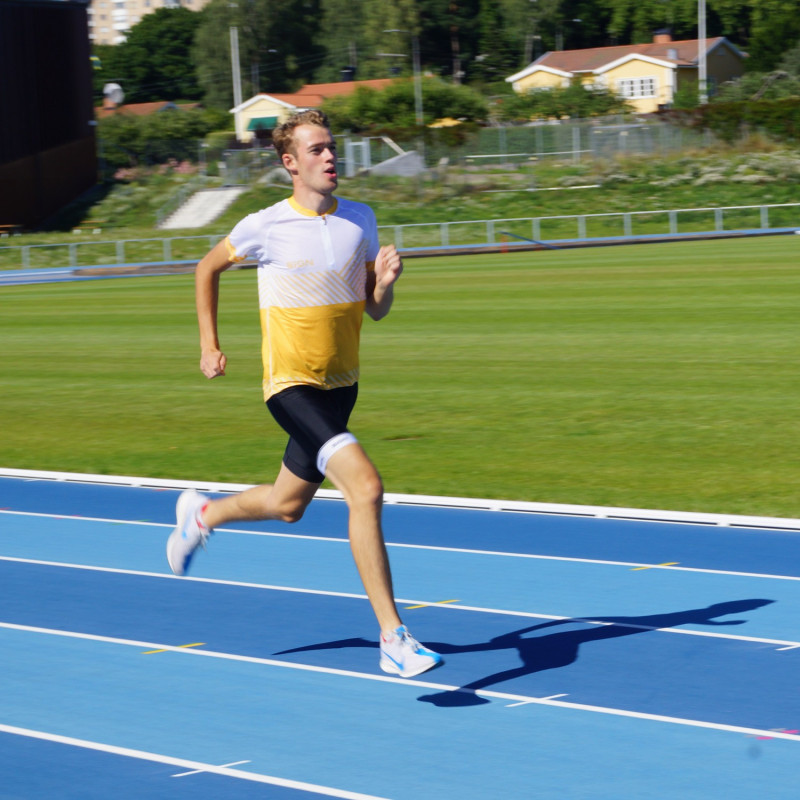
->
[2, 234, 800, 518]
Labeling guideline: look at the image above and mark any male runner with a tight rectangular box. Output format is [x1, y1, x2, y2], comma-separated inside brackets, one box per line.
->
[166, 110, 442, 678]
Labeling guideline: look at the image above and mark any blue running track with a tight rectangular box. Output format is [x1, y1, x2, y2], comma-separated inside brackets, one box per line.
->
[1, 473, 798, 799]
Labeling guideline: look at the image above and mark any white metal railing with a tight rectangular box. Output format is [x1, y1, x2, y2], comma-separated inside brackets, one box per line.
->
[1, 203, 798, 271]
[387, 202, 799, 251]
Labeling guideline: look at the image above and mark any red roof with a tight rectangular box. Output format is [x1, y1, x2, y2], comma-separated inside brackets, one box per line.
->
[293, 79, 395, 97]
[96, 100, 202, 118]
[256, 79, 396, 109]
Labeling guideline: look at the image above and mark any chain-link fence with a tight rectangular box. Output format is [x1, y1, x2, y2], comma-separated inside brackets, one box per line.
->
[455, 118, 714, 165]
[97, 116, 715, 188]
[347, 117, 716, 172]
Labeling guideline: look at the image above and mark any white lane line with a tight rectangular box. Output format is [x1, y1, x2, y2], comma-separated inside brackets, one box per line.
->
[2, 622, 799, 744]
[0, 555, 371, 602]
[1, 555, 797, 649]
[389, 541, 800, 582]
[3, 508, 800, 583]
[4, 466, 800, 532]
[507, 694, 568, 707]
[172, 760, 251, 777]
[0, 724, 386, 799]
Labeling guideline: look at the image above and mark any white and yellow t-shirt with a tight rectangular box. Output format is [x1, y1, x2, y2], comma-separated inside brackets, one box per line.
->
[226, 196, 379, 400]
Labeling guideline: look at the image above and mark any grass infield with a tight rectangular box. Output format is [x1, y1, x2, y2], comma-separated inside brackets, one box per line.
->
[2, 234, 799, 518]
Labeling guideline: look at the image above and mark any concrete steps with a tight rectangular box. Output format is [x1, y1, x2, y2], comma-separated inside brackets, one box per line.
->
[158, 187, 245, 230]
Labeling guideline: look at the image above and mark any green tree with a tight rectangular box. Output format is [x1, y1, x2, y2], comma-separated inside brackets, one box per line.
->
[745, 1, 800, 71]
[607, 0, 699, 44]
[411, 0, 481, 82]
[192, 0, 234, 108]
[322, 77, 488, 132]
[779, 41, 800, 76]
[711, 0, 753, 43]
[554, 1, 613, 50]
[496, 0, 610, 64]
[107, 8, 203, 103]
[194, 0, 324, 108]
[313, 0, 369, 83]
[472, 0, 518, 86]
[499, 0, 559, 63]
[604, 0, 796, 63]
[359, 0, 421, 79]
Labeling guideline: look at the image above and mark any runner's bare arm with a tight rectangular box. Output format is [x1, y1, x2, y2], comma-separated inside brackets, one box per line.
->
[195, 239, 234, 378]
[366, 244, 403, 321]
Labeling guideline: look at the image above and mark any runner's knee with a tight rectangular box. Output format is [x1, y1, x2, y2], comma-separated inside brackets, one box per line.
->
[349, 466, 384, 510]
[320, 435, 384, 509]
[276, 497, 307, 524]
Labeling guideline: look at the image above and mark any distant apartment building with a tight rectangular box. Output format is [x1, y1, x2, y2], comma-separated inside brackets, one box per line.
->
[88, 0, 210, 45]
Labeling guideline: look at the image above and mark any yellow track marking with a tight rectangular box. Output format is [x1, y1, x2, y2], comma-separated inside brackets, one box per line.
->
[143, 642, 206, 655]
[404, 599, 460, 610]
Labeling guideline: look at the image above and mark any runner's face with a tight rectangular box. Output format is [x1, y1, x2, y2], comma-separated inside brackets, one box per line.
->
[285, 124, 338, 195]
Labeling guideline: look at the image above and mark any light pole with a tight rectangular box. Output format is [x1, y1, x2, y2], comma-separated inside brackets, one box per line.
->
[229, 3, 243, 140]
[698, 0, 708, 104]
[230, 25, 243, 108]
[384, 29, 423, 127]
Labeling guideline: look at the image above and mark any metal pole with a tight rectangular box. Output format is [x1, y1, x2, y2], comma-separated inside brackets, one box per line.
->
[230, 25, 243, 139]
[230, 26, 242, 108]
[385, 29, 423, 127]
[698, 0, 708, 104]
[412, 35, 423, 127]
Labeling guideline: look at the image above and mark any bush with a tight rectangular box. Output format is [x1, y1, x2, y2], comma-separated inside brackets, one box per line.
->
[495, 82, 632, 123]
[660, 98, 800, 144]
[706, 99, 800, 143]
[714, 71, 800, 103]
[322, 78, 488, 133]
[98, 107, 229, 170]
[204, 130, 237, 151]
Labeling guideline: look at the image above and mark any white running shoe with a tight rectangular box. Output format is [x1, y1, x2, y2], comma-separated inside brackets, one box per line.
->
[166, 490, 211, 576]
[380, 625, 443, 678]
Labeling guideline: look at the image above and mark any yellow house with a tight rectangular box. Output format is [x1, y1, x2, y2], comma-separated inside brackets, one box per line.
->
[231, 79, 396, 143]
[505, 34, 746, 113]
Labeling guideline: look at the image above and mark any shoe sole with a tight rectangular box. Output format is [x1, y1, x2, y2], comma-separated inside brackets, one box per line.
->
[380, 656, 443, 679]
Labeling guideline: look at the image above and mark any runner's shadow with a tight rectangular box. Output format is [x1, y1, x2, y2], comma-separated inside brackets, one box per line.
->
[416, 598, 774, 707]
[272, 599, 773, 708]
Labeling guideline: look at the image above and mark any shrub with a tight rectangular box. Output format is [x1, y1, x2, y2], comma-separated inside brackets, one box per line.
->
[322, 78, 488, 133]
[496, 82, 633, 123]
[660, 99, 800, 144]
[98, 107, 230, 170]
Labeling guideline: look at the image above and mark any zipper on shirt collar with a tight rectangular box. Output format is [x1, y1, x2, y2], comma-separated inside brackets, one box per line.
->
[320, 213, 335, 266]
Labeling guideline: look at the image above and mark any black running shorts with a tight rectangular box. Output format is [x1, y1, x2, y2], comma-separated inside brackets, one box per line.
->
[266, 384, 359, 484]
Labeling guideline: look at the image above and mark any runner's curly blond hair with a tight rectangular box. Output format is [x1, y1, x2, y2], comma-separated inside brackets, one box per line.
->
[273, 110, 330, 159]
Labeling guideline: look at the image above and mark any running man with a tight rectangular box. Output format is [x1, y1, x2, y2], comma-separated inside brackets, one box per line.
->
[166, 110, 442, 679]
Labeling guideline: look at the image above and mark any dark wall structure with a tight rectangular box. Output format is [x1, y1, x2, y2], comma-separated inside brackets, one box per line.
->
[0, 0, 97, 229]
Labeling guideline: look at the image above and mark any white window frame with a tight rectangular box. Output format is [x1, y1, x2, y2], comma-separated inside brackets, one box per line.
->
[616, 76, 657, 99]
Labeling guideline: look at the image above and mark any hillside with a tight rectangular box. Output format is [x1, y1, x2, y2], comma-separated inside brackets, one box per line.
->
[9, 142, 800, 247]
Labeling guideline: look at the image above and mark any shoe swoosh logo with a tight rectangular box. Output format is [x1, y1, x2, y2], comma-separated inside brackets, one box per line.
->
[383, 651, 402, 668]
